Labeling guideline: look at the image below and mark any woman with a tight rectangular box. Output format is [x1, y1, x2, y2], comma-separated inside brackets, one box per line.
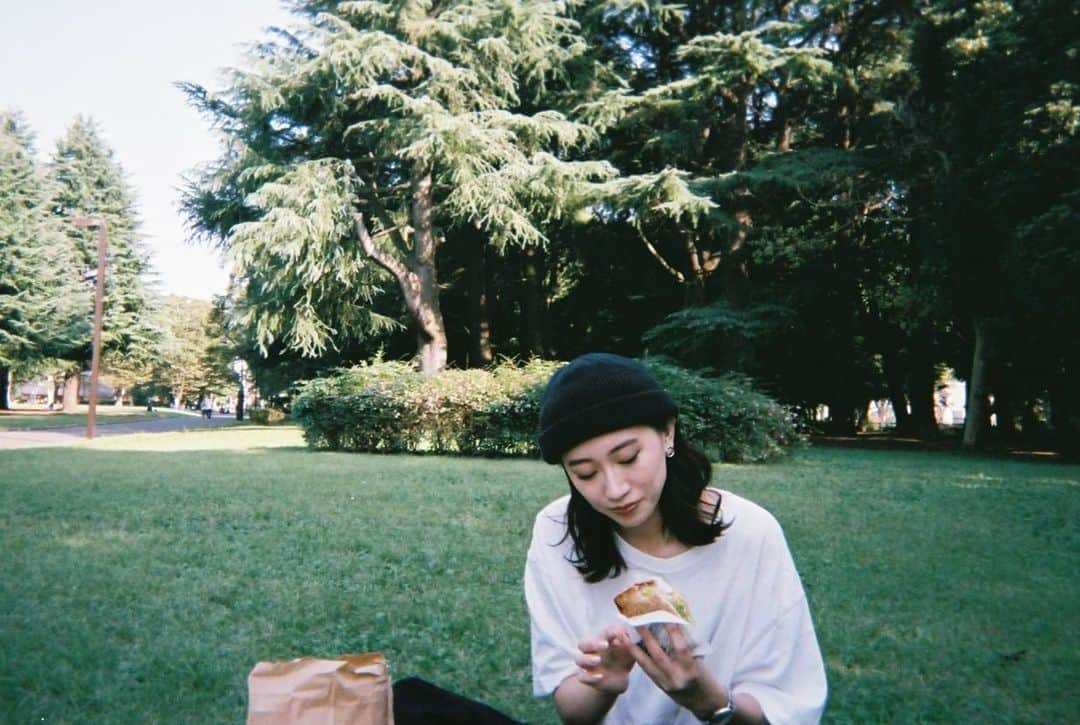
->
[525, 353, 826, 724]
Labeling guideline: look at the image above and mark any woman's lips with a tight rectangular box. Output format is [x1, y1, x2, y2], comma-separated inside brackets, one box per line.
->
[611, 501, 639, 516]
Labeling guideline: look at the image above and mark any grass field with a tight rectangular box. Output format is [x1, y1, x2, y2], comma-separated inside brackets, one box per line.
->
[1, 428, 1077, 723]
[0, 405, 185, 431]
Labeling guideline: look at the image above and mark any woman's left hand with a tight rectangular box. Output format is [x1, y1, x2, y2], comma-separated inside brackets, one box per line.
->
[629, 624, 724, 717]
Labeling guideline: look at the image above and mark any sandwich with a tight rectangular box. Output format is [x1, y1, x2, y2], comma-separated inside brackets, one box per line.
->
[614, 577, 693, 623]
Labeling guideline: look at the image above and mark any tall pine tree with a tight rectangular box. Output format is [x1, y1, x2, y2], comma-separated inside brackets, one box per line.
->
[0, 110, 87, 408]
[48, 116, 158, 409]
[183, 0, 609, 372]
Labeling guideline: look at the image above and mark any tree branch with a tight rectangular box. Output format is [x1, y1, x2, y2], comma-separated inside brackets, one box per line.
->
[636, 227, 685, 283]
[354, 213, 408, 283]
[354, 169, 412, 258]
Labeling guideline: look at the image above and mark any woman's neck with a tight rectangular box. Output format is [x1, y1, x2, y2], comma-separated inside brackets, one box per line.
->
[618, 515, 689, 559]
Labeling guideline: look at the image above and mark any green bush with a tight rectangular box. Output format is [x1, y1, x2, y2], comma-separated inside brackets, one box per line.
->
[291, 357, 800, 461]
[248, 408, 287, 425]
[291, 359, 560, 456]
[645, 359, 803, 463]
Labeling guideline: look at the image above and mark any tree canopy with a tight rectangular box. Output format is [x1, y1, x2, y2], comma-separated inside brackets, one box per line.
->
[182, 0, 612, 372]
[171, 0, 1076, 452]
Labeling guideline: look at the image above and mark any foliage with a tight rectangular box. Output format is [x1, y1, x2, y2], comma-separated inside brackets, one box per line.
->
[0, 111, 88, 377]
[572, 0, 842, 306]
[889, 0, 1080, 446]
[645, 358, 803, 463]
[643, 299, 795, 372]
[173, 1, 1079, 451]
[47, 116, 159, 372]
[181, 0, 609, 369]
[292, 357, 798, 462]
[292, 357, 560, 456]
[138, 296, 234, 406]
[247, 407, 286, 425]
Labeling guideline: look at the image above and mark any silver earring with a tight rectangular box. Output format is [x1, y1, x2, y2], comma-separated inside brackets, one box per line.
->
[665, 445, 675, 458]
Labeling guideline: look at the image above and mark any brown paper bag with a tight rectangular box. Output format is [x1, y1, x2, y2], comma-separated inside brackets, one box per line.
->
[246, 652, 394, 725]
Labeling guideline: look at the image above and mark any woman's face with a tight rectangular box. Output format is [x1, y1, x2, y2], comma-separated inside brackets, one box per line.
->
[561, 421, 675, 534]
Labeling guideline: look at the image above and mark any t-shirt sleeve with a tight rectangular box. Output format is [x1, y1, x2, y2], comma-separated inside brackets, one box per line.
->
[730, 516, 827, 724]
[523, 515, 581, 697]
[731, 595, 827, 724]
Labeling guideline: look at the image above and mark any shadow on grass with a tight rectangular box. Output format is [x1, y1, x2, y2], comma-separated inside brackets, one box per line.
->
[810, 432, 1075, 463]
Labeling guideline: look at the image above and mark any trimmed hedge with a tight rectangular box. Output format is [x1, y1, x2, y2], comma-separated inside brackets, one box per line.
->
[291, 358, 801, 462]
[248, 408, 287, 425]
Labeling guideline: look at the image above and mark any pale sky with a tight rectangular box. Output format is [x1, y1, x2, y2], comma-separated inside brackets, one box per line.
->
[0, 0, 296, 300]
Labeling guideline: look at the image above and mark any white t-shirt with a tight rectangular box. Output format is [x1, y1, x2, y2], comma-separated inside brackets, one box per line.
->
[524, 490, 827, 724]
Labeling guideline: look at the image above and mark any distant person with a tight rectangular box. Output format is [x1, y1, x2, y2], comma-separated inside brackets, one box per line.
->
[525, 353, 826, 724]
[201, 397, 213, 420]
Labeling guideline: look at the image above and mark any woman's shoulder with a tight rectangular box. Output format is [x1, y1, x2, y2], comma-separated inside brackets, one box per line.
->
[529, 495, 571, 549]
[535, 494, 570, 521]
[707, 487, 784, 536]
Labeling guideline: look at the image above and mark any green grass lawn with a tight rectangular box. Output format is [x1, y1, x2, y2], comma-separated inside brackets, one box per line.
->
[1, 430, 1077, 723]
[0, 406, 185, 431]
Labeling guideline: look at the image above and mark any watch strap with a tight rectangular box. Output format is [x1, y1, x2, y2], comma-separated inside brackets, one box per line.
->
[700, 690, 736, 724]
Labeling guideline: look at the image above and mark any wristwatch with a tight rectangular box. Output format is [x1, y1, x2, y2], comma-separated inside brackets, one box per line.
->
[700, 691, 736, 724]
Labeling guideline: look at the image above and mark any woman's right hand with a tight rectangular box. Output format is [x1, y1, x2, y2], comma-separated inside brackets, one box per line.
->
[574, 625, 637, 694]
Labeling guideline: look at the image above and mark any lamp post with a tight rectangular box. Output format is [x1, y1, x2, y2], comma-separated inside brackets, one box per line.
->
[71, 216, 107, 439]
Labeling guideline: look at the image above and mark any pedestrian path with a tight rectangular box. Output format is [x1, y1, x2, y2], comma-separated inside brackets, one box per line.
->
[0, 411, 237, 450]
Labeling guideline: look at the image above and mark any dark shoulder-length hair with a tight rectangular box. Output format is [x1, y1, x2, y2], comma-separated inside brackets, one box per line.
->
[561, 421, 730, 582]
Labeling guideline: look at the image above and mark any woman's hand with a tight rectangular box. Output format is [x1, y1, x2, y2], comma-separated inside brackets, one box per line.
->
[628, 624, 727, 718]
[558, 624, 767, 724]
[554, 626, 639, 724]
[574, 625, 637, 694]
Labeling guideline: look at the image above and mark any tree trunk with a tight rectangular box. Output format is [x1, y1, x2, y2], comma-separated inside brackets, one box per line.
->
[412, 259, 448, 375]
[726, 89, 750, 171]
[467, 231, 493, 367]
[1047, 377, 1079, 454]
[963, 317, 991, 450]
[354, 169, 448, 374]
[775, 70, 792, 152]
[114, 386, 126, 406]
[882, 349, 911, 433]
[722, 211, 752, 307]
[826, 396, 859, 435]
[46, 375, 56, 408]
[62, 369, 81, 413]
[0, 366, 10, 410]
[908, 356, 939, 437]
[236, 381, 245, 421]
[409, 171, 447, 374]
[522, 246, 544, 356]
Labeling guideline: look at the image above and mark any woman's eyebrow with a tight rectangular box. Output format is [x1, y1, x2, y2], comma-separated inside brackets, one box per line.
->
[566, 438, 638, 466]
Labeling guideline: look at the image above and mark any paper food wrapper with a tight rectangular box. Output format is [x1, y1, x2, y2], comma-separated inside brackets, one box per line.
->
[246, 652, 393, 725]
[616, 609, 710, 658]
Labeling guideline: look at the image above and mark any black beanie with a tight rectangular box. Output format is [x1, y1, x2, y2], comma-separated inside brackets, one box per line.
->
[538, 353, 678, 464]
